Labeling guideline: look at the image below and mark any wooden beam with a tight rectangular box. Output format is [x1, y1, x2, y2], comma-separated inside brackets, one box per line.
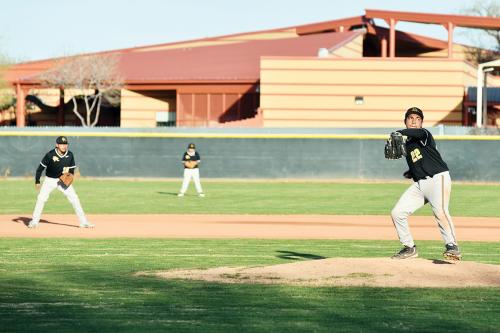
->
[388, 18, 397, 58]
[15, 83, 26, 127]
[381, 37, 387, 58]
[296, 16, 367, 35]
[366, 9, 500, 30]
[58, 87, 65, 125]
[446, 22, 454, 59]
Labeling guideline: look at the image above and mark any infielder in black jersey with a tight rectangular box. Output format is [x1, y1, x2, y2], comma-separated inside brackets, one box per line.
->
[28, 136, 93, 228]
[178, 143, 205, 197]
[390, 107, 460, 260]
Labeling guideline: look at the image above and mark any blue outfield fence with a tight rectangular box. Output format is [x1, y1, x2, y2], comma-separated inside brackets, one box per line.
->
[0, 128, 499, 181]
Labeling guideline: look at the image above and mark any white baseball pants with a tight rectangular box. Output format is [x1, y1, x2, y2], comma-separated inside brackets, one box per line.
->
[391, 171, 457, 247]
[179, 168, 203, 194]
[31, 176, 88, 225]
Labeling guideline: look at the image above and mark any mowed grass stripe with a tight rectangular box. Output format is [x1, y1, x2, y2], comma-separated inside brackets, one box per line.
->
[0, 239, 499, 333]
[1, 179, 499, 217]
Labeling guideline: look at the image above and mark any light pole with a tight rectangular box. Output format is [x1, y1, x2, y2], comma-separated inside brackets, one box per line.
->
[476, 59, 500, 128]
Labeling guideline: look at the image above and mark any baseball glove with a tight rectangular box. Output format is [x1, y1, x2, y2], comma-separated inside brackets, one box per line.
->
[384, 132, 407, 159]
[184, 160, 198, 169]
[403, 170, 413, 179]
[59, 173, 74, 187]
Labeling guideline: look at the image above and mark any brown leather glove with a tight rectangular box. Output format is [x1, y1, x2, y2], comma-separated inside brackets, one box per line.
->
[59, 173, 74, 187]
[403, 170, 413, 179]
[184, 160, 198, 169]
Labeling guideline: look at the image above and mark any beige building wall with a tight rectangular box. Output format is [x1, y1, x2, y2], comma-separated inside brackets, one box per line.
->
[260, 57, 475, 127]
[418, 44, 469, 60]
[121, 89, 176, 127]
[488, 74, 500, 87]
[330, 34, 363, 58]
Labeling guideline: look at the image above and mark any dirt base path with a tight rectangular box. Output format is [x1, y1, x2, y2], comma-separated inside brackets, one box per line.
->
[145, 258, 500, 288]
[1, 214, 499, 241]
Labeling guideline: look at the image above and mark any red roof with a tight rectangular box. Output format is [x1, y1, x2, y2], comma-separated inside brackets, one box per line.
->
[119, 31, 362, 83]
[8, 8, 498, 85]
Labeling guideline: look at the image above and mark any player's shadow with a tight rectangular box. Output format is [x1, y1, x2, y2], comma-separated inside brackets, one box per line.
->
[429, 259, 454, 265]
[157, 191, 179, 196]
[276, 250, 326, 261]
[12, 217, 79, 228]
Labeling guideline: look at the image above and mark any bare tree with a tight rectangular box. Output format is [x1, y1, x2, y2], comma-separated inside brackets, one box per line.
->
[39, 54, 123, 127]
[460, 0, 500, 66]
[0, 52, 15, 113]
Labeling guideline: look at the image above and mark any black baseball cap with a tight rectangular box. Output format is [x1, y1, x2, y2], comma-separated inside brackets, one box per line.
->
[188, 143, 196, 149]
[56, 136, 68, 144]
[405, 107, 424, 121]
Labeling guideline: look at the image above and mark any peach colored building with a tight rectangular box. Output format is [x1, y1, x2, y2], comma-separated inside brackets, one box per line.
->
[3, 9, 500, 128]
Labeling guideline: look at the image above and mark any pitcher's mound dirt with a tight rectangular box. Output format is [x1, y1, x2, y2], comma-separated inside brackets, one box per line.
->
[147, 258, 500, 288]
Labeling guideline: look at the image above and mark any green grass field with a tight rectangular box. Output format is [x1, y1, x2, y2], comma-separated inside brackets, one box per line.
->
[0, 239, 499, 333]
[1, 179, 499, 332]
[1, 179, 500, 216]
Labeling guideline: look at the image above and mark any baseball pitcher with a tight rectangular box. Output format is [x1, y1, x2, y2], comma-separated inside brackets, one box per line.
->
[385, 107, 460, 261]
[28, 136, 94, 229]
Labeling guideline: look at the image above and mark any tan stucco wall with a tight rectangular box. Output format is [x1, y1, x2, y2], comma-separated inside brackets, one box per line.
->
[330, 35, 363, 58]
[418, 44, 469, 60]
[488, 74, 500, 87]
[260, 57, 475, 127]
[121, 89, 176, 127]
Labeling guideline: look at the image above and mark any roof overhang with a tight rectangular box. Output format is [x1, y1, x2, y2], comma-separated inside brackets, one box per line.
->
[365, 9, 500, 30]
[480, 59, 500, 68]
[296, 16, 370, 35]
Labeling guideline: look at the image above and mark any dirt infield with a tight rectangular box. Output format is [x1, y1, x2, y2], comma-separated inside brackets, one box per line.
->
[143, 258, 500, 288]
[2, 214, 500, 241]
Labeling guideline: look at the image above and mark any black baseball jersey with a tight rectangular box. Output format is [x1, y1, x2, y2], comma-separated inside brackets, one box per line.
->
[182, 151, 200, 168]
[35, 149, 76, 184]
[397, 128, 448, 181]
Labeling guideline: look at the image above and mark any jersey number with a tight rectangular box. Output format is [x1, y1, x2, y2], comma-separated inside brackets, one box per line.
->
[410, 149, 423, 163]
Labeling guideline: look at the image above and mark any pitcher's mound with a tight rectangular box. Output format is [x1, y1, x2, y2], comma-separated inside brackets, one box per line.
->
[147, 258, 500, 288]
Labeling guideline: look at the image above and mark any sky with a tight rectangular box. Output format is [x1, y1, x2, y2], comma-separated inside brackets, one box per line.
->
[0, 0, 496, 62]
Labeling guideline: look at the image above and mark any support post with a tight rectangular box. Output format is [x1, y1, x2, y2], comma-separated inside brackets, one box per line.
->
[381, 37, 387, 58]
[389, 18, 396, 58]
[15, 83, 26, 127]
[446, 22, 454, 59]
[57, 87, 65, 126]
[476, 65, 483, 128]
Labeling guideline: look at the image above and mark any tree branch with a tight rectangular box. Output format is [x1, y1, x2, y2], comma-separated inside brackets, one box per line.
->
[91, 95, 103, 127]
[71, 96, 87, 127]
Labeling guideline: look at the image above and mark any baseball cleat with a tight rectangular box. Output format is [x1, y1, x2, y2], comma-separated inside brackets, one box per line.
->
[198, 193, 205, 197]
[79, 223, 95, 228]
[443, 243, 462, 261]
[177, 193, 184, 197]
[27, 221, 38, 228]
[391, 245, 418, 259]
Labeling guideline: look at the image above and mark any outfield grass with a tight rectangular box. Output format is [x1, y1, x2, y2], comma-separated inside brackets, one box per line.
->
[0, 239, 498, 333]
[1, 179, 500, 216]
